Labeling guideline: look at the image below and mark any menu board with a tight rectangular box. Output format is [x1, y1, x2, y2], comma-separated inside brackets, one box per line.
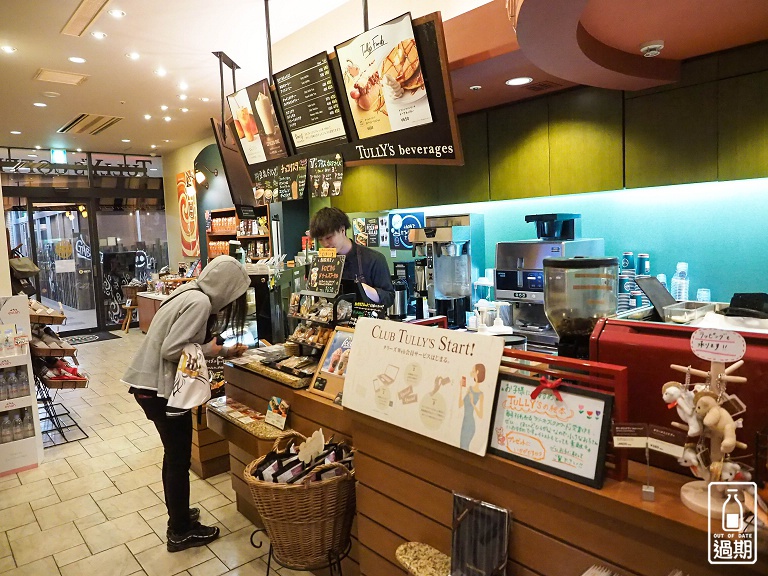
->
[306, 255, 345, 296]
[335, 13, 432, 140]
[277, 158, 307, 201]
[252, 165, 279, 206]
[488, 377, 614, 488]
[308, 154, 344, 198]
[227, 80, 288, 165]
[274, 53, 348, 149]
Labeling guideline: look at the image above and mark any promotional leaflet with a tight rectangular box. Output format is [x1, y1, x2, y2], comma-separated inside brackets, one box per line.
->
[336, 13, 432, 140]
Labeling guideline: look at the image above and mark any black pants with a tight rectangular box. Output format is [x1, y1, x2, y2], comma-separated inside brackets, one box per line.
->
[134, 394, 192, 534]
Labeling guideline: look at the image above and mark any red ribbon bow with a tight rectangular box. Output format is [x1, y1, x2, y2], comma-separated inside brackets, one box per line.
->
[530, 376, 564, 401]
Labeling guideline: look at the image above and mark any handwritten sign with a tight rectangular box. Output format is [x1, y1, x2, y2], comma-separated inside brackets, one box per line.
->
[690, 328, 746, 363]
[343, 318, 503, 456]
[308, 154, 344, 197]
[252, 165, 279, 205]
[277, 158, 307, 201]
[489, 378, 614, 488]
[306, 255, 345, 296]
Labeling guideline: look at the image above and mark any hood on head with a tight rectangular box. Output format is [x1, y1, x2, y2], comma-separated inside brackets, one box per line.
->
[195, 255, 250, 313]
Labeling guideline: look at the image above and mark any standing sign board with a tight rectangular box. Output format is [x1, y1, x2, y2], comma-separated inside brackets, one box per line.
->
[306, 255, 345, 296]
[343, 318, 503, 456]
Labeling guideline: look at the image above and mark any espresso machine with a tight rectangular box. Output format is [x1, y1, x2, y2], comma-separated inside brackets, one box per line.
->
[495, 214, 603, 353]
[409, 214, 485, 328]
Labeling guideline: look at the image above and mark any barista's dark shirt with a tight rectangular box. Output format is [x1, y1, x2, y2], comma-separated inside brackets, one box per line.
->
[341, 242, 395, 308]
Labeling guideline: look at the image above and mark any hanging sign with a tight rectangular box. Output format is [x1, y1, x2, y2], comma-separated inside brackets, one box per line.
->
[277, 158, 307, 201]
[690, 328, 746, 363]
[389, 212, 424, 250]
[252, 165, 279, 206]
[308, 154, 344, 198]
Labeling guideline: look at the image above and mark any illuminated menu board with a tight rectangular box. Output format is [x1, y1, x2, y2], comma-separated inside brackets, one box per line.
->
[273, 52, 348, 149]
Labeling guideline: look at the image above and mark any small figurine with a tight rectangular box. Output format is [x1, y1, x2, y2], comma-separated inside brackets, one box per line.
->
[661, 381, 702, 436]
[694, 392, 738, 455]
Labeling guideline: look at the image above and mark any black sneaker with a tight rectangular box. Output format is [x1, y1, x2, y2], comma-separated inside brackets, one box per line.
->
[189, 507, 200, 523]
[167, 522, 220, 552]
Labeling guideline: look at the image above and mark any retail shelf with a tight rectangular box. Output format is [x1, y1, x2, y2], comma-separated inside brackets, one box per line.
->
[1, 394, 34, 412]
[30, 345, 77, 358]
[209, 207, 237, 214]
[0, 354, 32, 369]
[206, 232, 238, 237]
[41, 377, 88, 390]
[29, 312, 66, 325]
[288, 314, 332, 327]
[286, 336, 327, 350]
[236, 235, 270, 239]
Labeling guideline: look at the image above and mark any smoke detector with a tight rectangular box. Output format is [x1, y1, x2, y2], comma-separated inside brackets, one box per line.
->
[640, 40, 665, 58]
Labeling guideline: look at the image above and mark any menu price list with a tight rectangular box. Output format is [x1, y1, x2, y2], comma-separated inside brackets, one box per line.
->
[274, 53, 347, 149]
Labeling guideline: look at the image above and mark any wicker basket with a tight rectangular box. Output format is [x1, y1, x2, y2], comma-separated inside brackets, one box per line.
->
[243, 431, 356, 570]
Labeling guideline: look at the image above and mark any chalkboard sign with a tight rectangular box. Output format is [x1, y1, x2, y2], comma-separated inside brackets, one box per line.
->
[488, 376, 614, 488]
[274, 52, 348, 150]
[252, 164, 279, 205]
[277, 158, 307, 201]
[308, 154, 344, 198]
[306, 255, 346, 296]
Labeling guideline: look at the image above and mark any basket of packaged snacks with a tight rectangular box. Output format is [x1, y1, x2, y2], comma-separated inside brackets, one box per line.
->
[242, 430, 355, 570]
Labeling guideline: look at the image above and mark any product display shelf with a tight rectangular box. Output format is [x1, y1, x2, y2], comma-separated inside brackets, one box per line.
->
[286, 336, 326, 350]
[0, 296, 43, 476]
[206, 206, 272, 262]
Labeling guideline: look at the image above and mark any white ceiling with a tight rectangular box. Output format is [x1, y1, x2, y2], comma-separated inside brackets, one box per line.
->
[0, 0, 491, 159]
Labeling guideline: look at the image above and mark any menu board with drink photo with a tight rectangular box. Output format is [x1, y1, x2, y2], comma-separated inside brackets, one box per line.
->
[227, 81, 288, 166]
[252, 165, 279, 206]
[277, 158, 307, 202]
[307, 154, 344, 198]
[336, 13, 432, 140]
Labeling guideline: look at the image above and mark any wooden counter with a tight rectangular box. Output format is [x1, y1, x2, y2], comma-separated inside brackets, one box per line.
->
[221, 363, 767, 576]
[137, 292, 167, 333]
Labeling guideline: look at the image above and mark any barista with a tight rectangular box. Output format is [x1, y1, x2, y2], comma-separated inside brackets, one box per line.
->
[309, 207, 394, 308]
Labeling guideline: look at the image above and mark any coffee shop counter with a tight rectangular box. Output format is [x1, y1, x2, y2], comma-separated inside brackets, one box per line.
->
[214, 363, 766, 576]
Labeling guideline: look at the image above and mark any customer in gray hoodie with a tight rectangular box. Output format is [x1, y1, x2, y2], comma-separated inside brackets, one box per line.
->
[122, 255, 250, 552]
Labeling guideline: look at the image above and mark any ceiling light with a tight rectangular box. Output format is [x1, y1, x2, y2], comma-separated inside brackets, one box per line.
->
[178, 82, 188, 90]
[505, 77, 533, 86]
[180, 107, 188, 113]
[1, 46, 17, 54]
[200, 97, 209, 102]
[144, 114, 152, 120]
[178, 94, 187, 101]
[469, 85, 482, 91]
[28, 154, 38, 158]
[163, 139, 170, 143]
[164, 116, 171, 122]
[122, 139, 130, 142]
[149, 168, 157, 172]
[154, 68, 167, 77]
[160, 105, 168, 111]
[640, 40, 665, 58]
[10, 131, 21, 135]
[68, 56, 86, 64]
[91, 32, 107, 39]
[43, 91, 60, 98]
[35, 145, 41, 150]
[150, 144, 157, 149]
[108, 9, 126, 18]
[76, 148, 82, 152]
[126, 52, 140, 60]
[33, 102, 47, 107]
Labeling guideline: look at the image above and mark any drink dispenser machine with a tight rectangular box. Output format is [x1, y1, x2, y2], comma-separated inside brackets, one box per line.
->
[408, 214, 485, 327]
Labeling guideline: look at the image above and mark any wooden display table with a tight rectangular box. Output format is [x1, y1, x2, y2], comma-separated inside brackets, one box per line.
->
[137, 292, 168, 333]
[190, 405, 230, 479]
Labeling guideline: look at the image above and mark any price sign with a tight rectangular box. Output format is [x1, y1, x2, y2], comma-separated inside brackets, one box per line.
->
[690, 328, 746, 362]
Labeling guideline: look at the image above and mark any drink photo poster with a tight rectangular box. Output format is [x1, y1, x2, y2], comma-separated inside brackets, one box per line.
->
[342, 318, 503, 456]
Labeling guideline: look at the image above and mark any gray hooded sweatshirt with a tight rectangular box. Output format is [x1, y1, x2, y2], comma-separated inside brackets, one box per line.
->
[122, 256, 250, 398]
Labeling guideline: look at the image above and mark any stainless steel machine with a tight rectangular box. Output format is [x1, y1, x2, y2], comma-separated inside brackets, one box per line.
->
[494, 214, 603, 353]
[409, 214, 485, 328]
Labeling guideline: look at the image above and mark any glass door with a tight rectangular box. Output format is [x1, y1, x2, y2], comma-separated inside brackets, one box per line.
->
[30, 202, 99, 333]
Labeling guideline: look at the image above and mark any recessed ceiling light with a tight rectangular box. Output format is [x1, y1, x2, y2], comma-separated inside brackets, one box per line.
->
[505, 76, 533, 86]
[163, 139, 170, 143]
[178, 94, 187, 101]
[76, 148, 82, 152]
[200, 97, 210, 102]
[35, 146, 41, 150]
[180, 108, 189, 113]
[33, 102, 47, 107]
[91, 31, 107, 39]
[108, 9, 126, 18]
[149, 168, 157, 171]
[122, 139, 131, 143]
[1, 46, 17, 54]
[28, 154, 38, 158]
[144, 114, 152, 120]
[154, 68, 167, 77]
[42, 91, 60, 98]
[163, 116, 171, 122]
[126, 52, 140, 60]
[150, 145, 157, 149]
[469, 85, 482, 91]
[178, 82, 188, 91]
[160, 105, 168, 111]
[68, 56, 86, 64]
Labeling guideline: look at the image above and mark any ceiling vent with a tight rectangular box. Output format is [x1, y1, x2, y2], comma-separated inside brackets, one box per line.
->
[34, 68, 89, 86]
[525, 80, 563, 92]
[57, 113, 124, 135]
[61, 0, 110, 37]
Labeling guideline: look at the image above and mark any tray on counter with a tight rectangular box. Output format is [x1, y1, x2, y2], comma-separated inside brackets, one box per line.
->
[239, 360, 312, 389]
[42, 376, 88, 390]
[29, 312, 66, 325]
[206, 396, 285, 440]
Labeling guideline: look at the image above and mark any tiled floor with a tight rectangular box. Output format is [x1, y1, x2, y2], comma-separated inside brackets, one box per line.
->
[0, 330, 310, 576]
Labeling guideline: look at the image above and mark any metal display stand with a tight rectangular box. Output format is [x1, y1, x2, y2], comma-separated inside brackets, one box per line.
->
[250, 529, 350, 576]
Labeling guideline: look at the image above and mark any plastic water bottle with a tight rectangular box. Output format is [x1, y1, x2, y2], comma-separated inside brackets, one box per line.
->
[0, 371, 7, 401]
[22, 408, 34, 438]
[5, 370, 18, 399]
[0, 416, 12, 444]
[12, 411, 23, 441]
[16, 368, 28, 399]
[670, 262, 689, 301]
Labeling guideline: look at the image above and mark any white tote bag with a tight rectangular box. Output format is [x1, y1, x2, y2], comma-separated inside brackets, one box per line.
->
[166, 343, 211, 416]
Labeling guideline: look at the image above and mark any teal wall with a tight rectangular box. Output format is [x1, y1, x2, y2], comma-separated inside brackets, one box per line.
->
[341, 177, 768, 304]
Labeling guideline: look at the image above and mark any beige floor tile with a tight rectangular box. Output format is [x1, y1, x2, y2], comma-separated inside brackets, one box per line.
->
[207, 527, 264, 570]
[0, 476, 20, 491]
[125, 533, 162, 555]
[116, 446, 141, 458]
[0, 503, 35, 533]
[68, 453, 125, 478]
[84, 394, 128, 407]
[130, 435, 163, 452]
[81, 512, 153, 554]
[200, 494, 231, 512]
[135, 542, 214, 576]
[126, 430, 148, 441]
[220, 559, 268, 576]
[128, 571, 147, 576]
[276, 567, 312, 576]
[188, 557, 229, 576]
[189, 480, 222, 504]
[53, 544, 92, 567]
[95, 422, 143, 441]
[6, 522, 40, 543]
[0, 555, 16, 573]
[74, 511, 107, 531]
[34, 494, 100, 531]
[50, 471, 79, 485]
[54, 471, 113, 502]
[208, 503, 253, 533]
[0, 532, 10, 557]
[83, 437, 135, 458]
[17, 459, 74, 485]
[138, 503, 167, 522]
[42, 442, 85, 462]
[60, 544, 140, 576]
[92, 486, 121, 501]
[192, 506, 218, 528]
[0, 556, 59, 576]
[213, 482, 237, 502]
[120, 447, 164, 471]
[0, 479, 56, 512]
[29, 494, 61, 510]
[148, 481, 163, 494]
[105, 464, 133, 478]
[206, 473, 231, 486]
[65, 453, 93, 465]
[10, 522, 85, 566]
[112, 466, 162, 494]
[97, 486, 163, 520]
[144, 515, 169, 543]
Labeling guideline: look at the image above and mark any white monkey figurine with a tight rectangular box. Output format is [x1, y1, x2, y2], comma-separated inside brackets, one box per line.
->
[662, 381, 702, 436]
